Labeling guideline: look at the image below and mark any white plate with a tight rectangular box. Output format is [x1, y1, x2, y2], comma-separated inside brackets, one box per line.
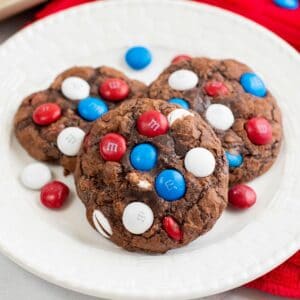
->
[0, 0, 300, 299]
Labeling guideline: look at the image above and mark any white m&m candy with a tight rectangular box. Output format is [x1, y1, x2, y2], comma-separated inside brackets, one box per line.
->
[92, 210, 112, 238]
[167, 109, 193, 126]
[20, 162, 51, 190]
[184, 147, 216, 177]
[205, 104, 234, 131]
[168, 69, 198, 91]
[57, 127, 85, 156]
[61, 76, 90, 100]
[122, 202, 154, 235]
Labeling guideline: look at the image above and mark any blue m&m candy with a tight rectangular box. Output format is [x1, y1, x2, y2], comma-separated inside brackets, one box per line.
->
[273, 0, 299, 9]
[130, 143, 158, 171]
[240, 73, 267, 97]
[168, 98, 190, 109]
[155, 169, 186, 201]
[125, 46, 152, 70]
[226, 151, 243, 168]
[78, 97, 108, 121]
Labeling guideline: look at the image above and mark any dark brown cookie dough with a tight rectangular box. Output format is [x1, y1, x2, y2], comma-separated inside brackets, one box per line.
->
[14, 66, 147, 174]
[148, 58, 282, 185]
[75, 98, 228, 253]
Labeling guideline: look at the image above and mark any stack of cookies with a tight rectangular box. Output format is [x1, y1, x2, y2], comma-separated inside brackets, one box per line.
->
[14, 54, 282, 253]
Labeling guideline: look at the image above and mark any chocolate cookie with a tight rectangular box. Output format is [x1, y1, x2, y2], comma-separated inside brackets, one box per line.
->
[148, 57, 282, 185]
[75, 98, 228, 253]
[14, 66, 147, 174]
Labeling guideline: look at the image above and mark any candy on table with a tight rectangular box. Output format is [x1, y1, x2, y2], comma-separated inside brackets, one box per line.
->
[32, 103, 61, 125]
[125, 46, 152, 70]
[57, 127, 86, 156]
[168, 98, 190, 109]
[77, 97, 108, 121]
[21, 162, 52, 190]
[228, 184, 257, 209]
[40, 180, 70, 209]
[171, 54, 192, 64]
[122, 202, 154, 234]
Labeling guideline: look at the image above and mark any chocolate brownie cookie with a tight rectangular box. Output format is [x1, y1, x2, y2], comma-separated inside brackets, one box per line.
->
[14, 66, 147, 174]
[148, 57, 282, 185]
[75, 98, 228, 253]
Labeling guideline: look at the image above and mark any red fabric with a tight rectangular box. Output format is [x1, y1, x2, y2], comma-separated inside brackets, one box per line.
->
[30, 0, 300, 297]
[246, 252, 300, 298]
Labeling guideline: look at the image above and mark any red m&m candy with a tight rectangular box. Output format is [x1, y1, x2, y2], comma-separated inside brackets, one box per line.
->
[40, 181, 69, 209]
[99, 78, 130, 102]
[32, 103, 61, 125]
[163, 216, 182, 241]
[246, 117, 272, 145]
[204, 81, 228, 97]
[171, 55, 192, 64]
[228, 184, 256, 209]
[137, 111, 168, 137]
[99, 133, 126, 161]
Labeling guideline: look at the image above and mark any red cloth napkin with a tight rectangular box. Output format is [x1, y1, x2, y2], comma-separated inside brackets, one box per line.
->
[246, 252, 300, 298]
[29, 0, 300, 298]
